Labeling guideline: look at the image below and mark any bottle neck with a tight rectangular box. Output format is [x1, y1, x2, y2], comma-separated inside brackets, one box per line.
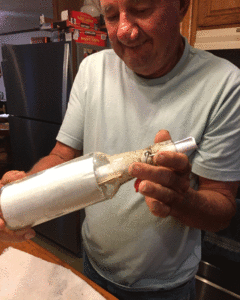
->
[97, 140, 176, 187]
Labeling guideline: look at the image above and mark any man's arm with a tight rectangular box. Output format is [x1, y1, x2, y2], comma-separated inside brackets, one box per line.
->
[1, 141, 82, 185]
[129, 130, 239, 232]
[175, 177, 238, 231]
[28, 141, 82, 175]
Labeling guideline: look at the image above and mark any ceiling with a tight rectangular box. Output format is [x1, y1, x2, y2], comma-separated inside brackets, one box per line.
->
[0, 0, 53, 34]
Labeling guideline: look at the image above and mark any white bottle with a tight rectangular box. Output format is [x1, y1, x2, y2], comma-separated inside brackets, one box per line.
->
[0, 137, 196, 230]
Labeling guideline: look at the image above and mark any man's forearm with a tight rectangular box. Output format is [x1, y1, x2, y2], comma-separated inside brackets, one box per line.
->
[172, 187, 237, 232]
[27, 154, 66, 175]
[27, 141, 82, 176]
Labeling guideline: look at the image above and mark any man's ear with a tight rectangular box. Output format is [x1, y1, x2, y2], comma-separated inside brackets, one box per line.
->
[179, 0, 191, 22]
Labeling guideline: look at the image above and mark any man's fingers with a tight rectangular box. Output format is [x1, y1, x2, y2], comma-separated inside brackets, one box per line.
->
[154, 130, 171, 144]
[132, 130, 192, 219]
[129, 163, 190, 194]
[0, 217, 5, 230]
[145, 196, 171, 218]
[0, 215, 35, 242]
[139, 180, 184, 205]
[1, 170, 26, 185]
[0, 231, 35, 243]
[153, 151, 191, 174]
[140, 182, 186, 218]
[0, 226, 36, 242]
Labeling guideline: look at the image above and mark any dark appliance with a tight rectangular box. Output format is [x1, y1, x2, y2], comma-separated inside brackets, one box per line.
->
[1, 41, 108, 257]
[195, 48, 240, 300]
[1, 42, 83, 256]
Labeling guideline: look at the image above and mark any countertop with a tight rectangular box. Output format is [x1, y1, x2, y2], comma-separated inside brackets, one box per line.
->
[0, 239, 118, 300]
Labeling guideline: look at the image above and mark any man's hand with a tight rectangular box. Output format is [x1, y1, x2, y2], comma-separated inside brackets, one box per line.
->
[129, 130, 191, 218]
[0, 170, 36, 242]
[0, 170, 27, 188]
[129, 130, 238, 232]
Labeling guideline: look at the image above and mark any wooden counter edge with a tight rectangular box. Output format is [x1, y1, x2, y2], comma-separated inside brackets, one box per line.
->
[0, 239, 118, 300]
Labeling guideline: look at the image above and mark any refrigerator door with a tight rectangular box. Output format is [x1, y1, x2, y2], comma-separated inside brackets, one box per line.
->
[1, 42, 71, 123]
[34, 210, 84, 257]
[8, 116, 60, 171]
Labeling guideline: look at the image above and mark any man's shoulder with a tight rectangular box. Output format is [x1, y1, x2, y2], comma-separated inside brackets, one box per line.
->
[189, 46, 240, 75]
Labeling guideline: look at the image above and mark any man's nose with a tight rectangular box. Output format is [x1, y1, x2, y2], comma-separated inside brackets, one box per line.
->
[117, 13, 139, 43]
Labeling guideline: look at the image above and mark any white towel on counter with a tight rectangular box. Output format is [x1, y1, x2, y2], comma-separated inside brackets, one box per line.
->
[0, 247, 106, 300]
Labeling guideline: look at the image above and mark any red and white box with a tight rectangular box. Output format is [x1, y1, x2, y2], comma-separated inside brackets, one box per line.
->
[72, 28, 107, 47]
[61, 10, 99, 30]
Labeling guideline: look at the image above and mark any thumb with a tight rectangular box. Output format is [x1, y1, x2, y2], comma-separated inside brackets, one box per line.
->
[154, 130, 171, 144]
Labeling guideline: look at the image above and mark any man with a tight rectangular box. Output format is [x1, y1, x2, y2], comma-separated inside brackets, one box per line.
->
[1, 0, 240, 299]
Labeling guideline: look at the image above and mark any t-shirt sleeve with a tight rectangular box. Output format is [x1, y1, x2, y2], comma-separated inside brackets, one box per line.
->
[192, 71, 240, 182]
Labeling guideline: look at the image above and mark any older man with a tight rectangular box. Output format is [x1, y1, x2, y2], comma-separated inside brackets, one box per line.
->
[1, 0, 240, 299]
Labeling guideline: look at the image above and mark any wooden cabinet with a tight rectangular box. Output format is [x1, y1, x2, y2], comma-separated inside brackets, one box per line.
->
[180, 0, 192, 43]
[181, 0, 198, 46]
[181, 0, 240, 46]
[198, 0, 240, 29]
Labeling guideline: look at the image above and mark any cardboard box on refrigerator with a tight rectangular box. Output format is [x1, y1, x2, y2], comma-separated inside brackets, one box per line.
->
[61, 10, 99, 30]
[71, 28, 107, 47]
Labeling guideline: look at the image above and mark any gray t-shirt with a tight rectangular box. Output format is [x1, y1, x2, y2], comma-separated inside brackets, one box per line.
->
[57, 38, 240, 290]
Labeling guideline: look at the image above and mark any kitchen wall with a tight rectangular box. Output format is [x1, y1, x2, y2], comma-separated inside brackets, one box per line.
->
[194, 27, 240, 50]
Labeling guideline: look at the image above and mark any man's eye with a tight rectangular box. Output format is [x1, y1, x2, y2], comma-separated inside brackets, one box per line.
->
[131, 7, 151, 16]
[137, 8, 148, 13]
[105, 14, 119, 22]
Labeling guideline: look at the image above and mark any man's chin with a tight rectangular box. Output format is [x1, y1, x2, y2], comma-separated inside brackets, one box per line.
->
[124, 58, 150, 74]
[126, 62, 157, 78]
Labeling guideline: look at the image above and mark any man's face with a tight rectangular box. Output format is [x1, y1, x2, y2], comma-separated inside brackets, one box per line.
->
[100, 0, 184, 78]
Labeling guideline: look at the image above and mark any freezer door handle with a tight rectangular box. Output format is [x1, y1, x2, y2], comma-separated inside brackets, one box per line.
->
[62, 43, 69, 120]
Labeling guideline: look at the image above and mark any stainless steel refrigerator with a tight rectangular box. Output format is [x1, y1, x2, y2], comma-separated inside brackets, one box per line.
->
[1, 41, 83, 256]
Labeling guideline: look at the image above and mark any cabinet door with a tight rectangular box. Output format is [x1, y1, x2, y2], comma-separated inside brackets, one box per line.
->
[198, 0, 240, 29]
[180, 0, 199, 46]
[181, 0, 194, 45]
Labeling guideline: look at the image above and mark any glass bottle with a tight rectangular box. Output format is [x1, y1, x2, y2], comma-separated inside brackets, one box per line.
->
[0, 137, 196, 230]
